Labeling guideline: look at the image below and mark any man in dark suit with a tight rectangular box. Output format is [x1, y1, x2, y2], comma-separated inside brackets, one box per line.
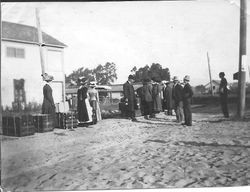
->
[219, 72, 229, 118]
[172, 76, 184, 123]
[182, 75, 193, 126]
[123, 75, 137, 121]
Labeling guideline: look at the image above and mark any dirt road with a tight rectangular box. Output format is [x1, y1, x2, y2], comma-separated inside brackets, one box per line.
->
[1, 111, 250, 191]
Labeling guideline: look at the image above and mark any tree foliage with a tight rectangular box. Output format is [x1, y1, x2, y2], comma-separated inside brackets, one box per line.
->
[66, 62, 117, 85]
[131, 63, 170, 82]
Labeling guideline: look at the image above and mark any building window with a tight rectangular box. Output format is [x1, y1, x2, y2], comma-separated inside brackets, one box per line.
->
[6, 47, 25, 58]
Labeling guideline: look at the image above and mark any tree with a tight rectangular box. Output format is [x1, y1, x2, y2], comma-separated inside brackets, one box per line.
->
[66, 62, 117, 85]
[131, 63, 170, 82]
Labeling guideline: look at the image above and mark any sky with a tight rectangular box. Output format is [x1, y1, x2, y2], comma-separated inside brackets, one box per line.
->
[1, 0, 250, 86]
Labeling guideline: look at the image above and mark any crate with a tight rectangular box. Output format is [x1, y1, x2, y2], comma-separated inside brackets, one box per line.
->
[56, 112, 78, 129]
[32, 114, 54, 133]
[2, 115, 35, 137]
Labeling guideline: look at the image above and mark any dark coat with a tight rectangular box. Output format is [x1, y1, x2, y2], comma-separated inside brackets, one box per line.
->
[142, 83, 153, 102]
[219, 77, 228, 98]
[77, 86, 89, 122]
[152, 83, 162, 112]
[164, 85, 173, 109]
[172, 83, 183, 103]
[42, 84, 55, 114]
[183, 83, 193, 105]
[123, 81, 136, 111]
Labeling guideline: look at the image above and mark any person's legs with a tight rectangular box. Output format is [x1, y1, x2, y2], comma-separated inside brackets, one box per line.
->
[186, 102, 192, 126]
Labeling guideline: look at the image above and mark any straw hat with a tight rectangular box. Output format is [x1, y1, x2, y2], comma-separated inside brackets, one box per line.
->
[183, 75, 190, 81]
[89, 81, 97, 87]
[42, 73, 54, 82]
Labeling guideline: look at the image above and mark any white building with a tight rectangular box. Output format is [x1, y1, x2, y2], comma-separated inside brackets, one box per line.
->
[204, 80, 220, 94]
[1, 21, 67, 110]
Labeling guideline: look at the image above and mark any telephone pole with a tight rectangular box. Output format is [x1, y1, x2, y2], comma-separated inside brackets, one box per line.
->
[238, 0, 247, 118]
[207, 52, 214, 96]
[35, 8, 45, 76]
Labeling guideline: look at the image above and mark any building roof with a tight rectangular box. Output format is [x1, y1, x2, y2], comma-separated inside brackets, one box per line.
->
[204, 80, 220, 88]
[1, 21, 66, 48]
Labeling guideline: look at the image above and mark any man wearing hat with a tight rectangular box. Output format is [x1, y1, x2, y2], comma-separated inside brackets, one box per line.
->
[183, 75, 193, 126]
[172, 76, 184, 123]
[219, 72, 229, 118]
[123, 75, 137, 121]
[163, 81, 173, 115]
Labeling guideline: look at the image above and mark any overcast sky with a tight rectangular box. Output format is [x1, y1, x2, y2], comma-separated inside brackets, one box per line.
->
[2, 0, 250, 85]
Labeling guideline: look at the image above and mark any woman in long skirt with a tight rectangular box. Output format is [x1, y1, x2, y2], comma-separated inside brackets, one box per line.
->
[77, 77, 92, 124]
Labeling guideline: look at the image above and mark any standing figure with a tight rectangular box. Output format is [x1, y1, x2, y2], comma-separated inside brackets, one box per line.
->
[136, 86, 145, 116]
[183, 75, 193, 126]
[42, 73, 55, 125]
[88, 81, 102, 124]
[142, 78, 153, 119]
[164, 81, 174, 115]
[152, 77, 162, 115]
[123, 75, 137, 121]
[219, 72, 229, 118]
[172, 76, 184, 123]
[77, 77, 92, 124]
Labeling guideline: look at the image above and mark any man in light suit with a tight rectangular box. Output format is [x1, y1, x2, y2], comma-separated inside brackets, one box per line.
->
[123, 75, 137, 121]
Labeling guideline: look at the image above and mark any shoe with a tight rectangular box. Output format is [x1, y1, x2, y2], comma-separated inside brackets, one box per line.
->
[144, 116, 149, 120]
[181, 123, 186, 126]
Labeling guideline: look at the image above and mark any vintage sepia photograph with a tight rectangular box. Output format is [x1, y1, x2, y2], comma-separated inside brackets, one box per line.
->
[0, 0, 250, 191]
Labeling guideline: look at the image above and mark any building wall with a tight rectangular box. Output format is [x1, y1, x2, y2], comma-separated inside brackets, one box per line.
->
[1, 41, 65, 109]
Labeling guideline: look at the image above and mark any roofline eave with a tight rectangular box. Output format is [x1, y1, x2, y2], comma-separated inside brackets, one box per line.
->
[2, 38, 67, 48]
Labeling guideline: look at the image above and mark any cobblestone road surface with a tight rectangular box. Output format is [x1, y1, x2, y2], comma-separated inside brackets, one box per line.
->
[1, 112, 250, 191]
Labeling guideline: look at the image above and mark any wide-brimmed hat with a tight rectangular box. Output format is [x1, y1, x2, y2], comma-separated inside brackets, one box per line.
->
[41, 73, 54, 82]
[183, 75, 190, 81]
[172, 76, 179, 81]
[89, 81, 97, 87]
[78, 76, 88, 84]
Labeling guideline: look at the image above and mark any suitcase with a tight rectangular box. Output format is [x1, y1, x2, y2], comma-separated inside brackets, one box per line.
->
[56, 112, 77, 129]
[2, 114, 35, 137]
[32, 114, 54, 133]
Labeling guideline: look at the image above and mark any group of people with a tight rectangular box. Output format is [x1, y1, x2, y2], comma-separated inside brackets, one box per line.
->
[41, 73, 102, 126]
[77, 77, 102, 125]
[122, 74, 194, 126]
[123, 72, 229, 126]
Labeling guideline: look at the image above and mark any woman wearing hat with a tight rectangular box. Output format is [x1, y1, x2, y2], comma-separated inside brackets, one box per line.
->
[219, 72, 229, 118]
[41, 73, 56, 125]
[182, 75, 193, 126]
[77, 77, 92, 125]
[88, 81, 102, 124]
[152, 76, 162, 116]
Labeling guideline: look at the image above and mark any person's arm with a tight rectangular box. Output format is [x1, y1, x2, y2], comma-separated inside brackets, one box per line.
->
[123, 83, 129, 101]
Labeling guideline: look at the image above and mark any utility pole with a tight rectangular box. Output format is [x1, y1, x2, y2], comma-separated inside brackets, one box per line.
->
[238, 0, 247, 118]
[35, 8, 45, 76]
[207, 52, 214, 96]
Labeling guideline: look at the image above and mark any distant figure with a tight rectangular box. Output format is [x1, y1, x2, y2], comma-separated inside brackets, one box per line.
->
[88, 81, 102, 124]
[77, 77, 92, 124]
[172, 76, 184, 123]
[163, 81, 173, 115]
[142, 78, 153, 120]
[152, 77, 162, 115]
[182, 75, 193, 126]
[136, 86, 145, 116]
[123, 75, 137, 121]
[41, 73, 55, 126]
[219, 72, 229, 118]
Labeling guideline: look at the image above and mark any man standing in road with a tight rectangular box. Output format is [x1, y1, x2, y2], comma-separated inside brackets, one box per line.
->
[182, 75, 193, 126]
[172, 76, 184, 123]
[123, 75, 138, 121]
[219, 72, 229, 118]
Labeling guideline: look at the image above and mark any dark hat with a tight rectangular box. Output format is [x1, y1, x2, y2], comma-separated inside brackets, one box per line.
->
[78, 76, 88, 84]
[219, 72, 225, 77]
[128, 75, 135, 80]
